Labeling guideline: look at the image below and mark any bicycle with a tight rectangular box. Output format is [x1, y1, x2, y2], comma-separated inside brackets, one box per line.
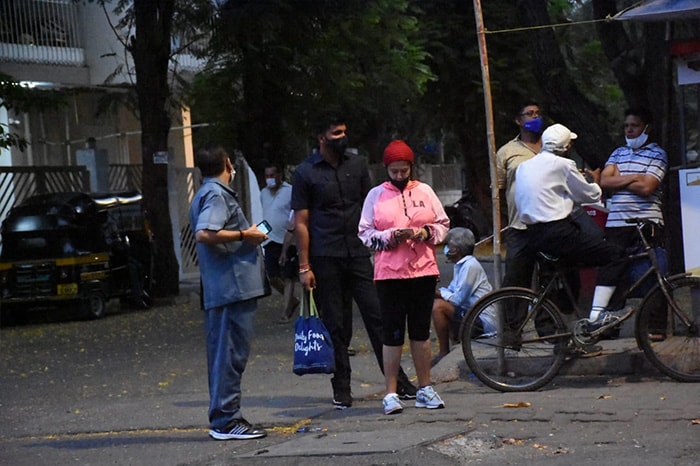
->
[460, 218, 700, 392]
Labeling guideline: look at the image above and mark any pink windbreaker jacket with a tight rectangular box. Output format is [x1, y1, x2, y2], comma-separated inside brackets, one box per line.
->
[358, 180, 450, 281]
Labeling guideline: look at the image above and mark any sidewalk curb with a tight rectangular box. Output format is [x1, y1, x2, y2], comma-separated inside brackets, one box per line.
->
[431, 337, 661, 385]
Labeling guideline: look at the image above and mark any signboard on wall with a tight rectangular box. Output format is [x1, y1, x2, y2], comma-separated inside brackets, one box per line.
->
[672, 41, 700, 85]
[679, 168, 700, 276]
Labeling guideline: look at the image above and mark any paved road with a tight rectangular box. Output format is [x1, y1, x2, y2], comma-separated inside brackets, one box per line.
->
[1, 279, 700, 465]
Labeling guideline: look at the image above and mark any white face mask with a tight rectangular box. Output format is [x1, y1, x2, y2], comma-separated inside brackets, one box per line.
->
[229, 169, 236, 185]
[625, 131, 648, 150]
[265, 178, 277, 188]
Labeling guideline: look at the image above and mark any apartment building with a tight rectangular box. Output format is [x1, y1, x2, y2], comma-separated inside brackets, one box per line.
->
[0, 0, 202, 172]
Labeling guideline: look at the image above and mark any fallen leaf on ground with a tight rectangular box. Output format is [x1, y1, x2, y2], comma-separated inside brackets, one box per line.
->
[691, 419, 700, 425]
[597, 395, 612, 399]
[268, 418, 311, 435]
[502, 402, 531, 408]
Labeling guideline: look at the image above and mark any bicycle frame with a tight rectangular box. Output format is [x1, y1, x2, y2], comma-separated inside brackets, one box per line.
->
[533, 220, 693, 340]
[462, 219, 700, 391]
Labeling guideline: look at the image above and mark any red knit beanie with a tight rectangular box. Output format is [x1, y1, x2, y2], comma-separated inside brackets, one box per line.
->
[383, 140, 414, 166]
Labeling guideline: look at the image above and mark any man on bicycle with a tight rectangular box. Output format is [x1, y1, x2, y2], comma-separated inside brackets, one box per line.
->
[514, 123, 628, 338]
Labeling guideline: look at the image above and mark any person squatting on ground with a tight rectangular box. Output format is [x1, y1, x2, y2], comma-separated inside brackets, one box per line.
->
[260, 162, 299, 322]
[292, 113, 418, 410]
[592, 108, 668, 338]
[189, 145, 269, 441]
[514, 124, 627, 353]
[358, 139, 450, 415]
[431, 227, 495, 366]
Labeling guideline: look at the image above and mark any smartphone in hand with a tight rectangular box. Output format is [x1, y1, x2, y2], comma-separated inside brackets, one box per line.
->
[257, 220, 272, 235]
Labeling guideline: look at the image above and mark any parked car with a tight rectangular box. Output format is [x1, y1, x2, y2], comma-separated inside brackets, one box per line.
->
[0, 191, 153, 325]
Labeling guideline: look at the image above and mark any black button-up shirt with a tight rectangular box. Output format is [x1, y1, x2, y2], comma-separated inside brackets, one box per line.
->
[292, 150, 372, 258]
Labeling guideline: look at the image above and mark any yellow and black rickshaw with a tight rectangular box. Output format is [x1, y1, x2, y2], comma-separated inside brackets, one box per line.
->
[0, 191, 153, 325]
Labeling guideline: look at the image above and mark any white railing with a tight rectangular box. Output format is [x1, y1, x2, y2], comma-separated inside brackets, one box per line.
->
[0, 0, 83, 66]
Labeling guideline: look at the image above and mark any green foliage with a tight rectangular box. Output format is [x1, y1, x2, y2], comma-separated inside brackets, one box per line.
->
[190, 0, 436, 165]
[552, 2, 625, 140]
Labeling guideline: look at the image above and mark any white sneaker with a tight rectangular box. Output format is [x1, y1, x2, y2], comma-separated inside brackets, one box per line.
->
[415, 385, 445, 409]
[382, 392, 403, 415]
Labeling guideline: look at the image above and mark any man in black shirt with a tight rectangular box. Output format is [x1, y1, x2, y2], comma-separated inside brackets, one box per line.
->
[292, 113, 417, 409]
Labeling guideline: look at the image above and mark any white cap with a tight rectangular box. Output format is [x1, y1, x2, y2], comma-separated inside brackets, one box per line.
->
[542, 123, 577, 152]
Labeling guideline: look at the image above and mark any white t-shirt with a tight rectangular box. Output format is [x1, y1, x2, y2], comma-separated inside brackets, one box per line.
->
[515, 151, 601, 225]
[260, 182, 292, 244]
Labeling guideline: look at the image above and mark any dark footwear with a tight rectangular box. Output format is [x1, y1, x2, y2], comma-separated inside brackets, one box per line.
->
[600, 324, 621, 340]
[347, 346, 357, 356]
[332, 388, 353, 409]
[396, 380, 417, 400]
[209, 419, 267, 440]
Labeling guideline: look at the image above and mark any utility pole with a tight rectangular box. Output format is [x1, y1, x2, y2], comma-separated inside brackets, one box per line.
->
[472, 0, 502, 286]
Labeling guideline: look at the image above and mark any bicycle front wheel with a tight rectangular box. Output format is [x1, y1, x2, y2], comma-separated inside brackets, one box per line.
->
[460, 287, 570, 392]
[636, 275, 700, 382]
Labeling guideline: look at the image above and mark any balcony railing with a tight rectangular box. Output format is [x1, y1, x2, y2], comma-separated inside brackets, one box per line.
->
[0, 0, 84, 66]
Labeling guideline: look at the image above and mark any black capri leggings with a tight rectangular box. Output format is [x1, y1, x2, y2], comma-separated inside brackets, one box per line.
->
[375, 275, 438, 346]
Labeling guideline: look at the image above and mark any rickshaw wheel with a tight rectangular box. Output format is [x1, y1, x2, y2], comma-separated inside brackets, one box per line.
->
[83, 293, 106, 319]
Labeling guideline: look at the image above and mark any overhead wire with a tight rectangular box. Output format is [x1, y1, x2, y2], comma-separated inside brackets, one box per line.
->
[483, 15, 615, 35]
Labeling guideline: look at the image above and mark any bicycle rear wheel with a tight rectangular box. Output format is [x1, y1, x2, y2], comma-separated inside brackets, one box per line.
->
[636, 275, 700, 382]
[460, 287, 569, 392]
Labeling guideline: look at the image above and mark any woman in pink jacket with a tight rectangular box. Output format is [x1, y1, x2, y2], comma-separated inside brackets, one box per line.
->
[358, 140, 450, 415]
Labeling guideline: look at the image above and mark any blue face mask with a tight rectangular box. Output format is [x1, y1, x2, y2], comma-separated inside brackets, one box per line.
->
[523, 117, 544, 134]
[444, 245, 450, 256]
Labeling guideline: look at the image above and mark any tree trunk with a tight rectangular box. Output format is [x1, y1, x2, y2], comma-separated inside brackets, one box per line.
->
[517, 0, 616, 168]
[131, 0, 179, 297]
[593, 0, 650, 109]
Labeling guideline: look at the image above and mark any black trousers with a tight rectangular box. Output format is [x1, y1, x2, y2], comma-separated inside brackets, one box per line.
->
[526, 213, 627, 286]
[503, 227, 536, 288]
[311, 256, 412, 391]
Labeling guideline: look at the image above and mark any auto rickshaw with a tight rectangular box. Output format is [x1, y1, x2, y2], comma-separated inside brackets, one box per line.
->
[0, 191, 153, 325]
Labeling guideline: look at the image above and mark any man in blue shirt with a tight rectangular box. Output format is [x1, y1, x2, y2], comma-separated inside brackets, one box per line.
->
[292, 113, 417, 409]
[189, 145, 269, 441]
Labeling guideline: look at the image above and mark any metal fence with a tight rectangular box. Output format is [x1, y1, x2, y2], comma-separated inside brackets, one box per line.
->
[0, 0, 83, 66]
[0, 166, 90, 222]
[168, 166, 201, 278]
[0, 161, 465, 280]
